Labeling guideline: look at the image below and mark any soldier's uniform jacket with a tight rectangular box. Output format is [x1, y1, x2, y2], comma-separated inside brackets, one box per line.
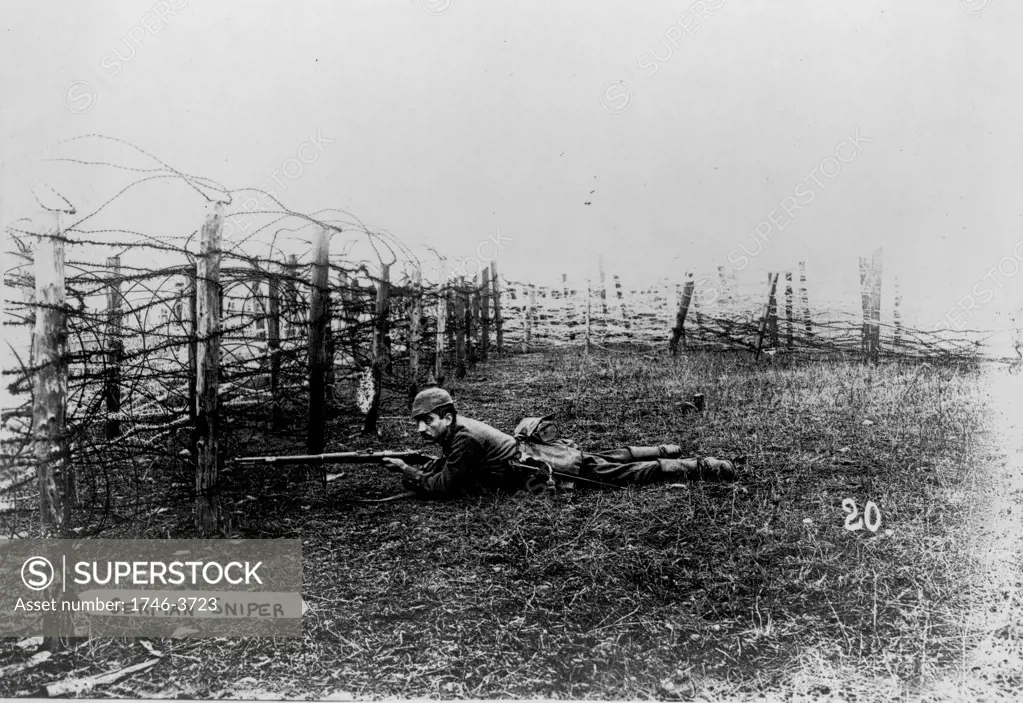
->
[407, 417, 527, 496]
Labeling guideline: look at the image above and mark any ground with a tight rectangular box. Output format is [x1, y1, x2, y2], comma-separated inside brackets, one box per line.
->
[922, 365, 1023, 700]
[0, 348, 1019, 701]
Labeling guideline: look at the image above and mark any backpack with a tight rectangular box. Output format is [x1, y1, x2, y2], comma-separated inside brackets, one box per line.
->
[512, 414, 578, 449]
[512, 415, 585, 494]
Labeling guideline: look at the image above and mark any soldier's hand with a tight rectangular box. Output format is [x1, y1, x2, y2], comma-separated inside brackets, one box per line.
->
[400, 466, 426, 491]
[381, 458, 411, 473]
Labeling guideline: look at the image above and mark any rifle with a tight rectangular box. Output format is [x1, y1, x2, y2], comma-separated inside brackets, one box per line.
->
[233, 450, 436, 471]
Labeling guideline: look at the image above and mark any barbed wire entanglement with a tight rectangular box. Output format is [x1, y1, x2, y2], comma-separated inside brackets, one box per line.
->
[1, 136, 998, 538]
[499, 270, 993, 363]
[0, 136, 479, 537]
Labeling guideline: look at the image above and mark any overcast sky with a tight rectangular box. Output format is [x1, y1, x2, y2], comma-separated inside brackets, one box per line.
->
[2, 0, 1022, 336]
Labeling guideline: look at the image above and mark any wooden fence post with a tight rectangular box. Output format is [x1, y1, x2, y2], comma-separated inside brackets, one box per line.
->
[435, 291, 446, 386]
[324, 269, 336, 393]
[379, 267, 393, 363]
[248, 269, 266, 340]
[562, 274, 576, 341]
[285, 254, 298, 339]
[409, 266, 422, 407]
[32, 210, 67, 535]
[756, 273, 780, 360]
[104, 255, 123, 440]
[364, 262, 390, 434]
[691, 279, 702, 328]
[585, 280, 592, 353]
[466, 280, 477, 366]
[893, 275, 902, 348]
[267, 269, 283, 429]
[767, 272, 780, 348]
[435, 262, 447, 385]
[785, 271, 794, 350]
[858, 253, 883, 360]
[669, 279, 695, 356]
[858, 256, 870, 356]
[307, 227, 330, 453]
[455, 278, 467, 377]
[445, 288, 456, 370]
[538, 286, 547, 343]
[173, 278, 185, 326]
[798, 261, 812, 339]
[490, 261, 503, 357]
[598, 255, 609, 319]
[195, 202, 225, 536]
[187, 267, 197, 458]
[613, 274, 630, 330]
[523, 284, 535, 352]
[480, 267, 490, 361]
[870, 248, 883, 360]
[336, 271, 354, 364]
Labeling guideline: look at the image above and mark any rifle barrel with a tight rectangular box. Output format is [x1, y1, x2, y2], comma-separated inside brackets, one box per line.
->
[235, 451, 431, 466]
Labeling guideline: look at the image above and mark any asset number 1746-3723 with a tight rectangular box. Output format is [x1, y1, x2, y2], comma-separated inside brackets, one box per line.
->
[842, 498, 882, 532]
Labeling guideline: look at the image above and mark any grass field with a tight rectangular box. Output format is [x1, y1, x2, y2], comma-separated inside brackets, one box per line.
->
[0, 348, 995, 700]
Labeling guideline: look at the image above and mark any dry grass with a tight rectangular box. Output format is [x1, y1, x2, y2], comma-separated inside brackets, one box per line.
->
[0, 348, 992, 700]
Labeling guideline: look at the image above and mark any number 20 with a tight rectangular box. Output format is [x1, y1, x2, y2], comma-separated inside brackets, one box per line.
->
[842, 498, 881, 532]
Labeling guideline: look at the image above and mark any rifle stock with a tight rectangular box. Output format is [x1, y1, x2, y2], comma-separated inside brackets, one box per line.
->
[234, 450, 435, 470]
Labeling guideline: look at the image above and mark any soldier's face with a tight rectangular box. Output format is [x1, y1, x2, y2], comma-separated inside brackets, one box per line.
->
[417, 412, 452, 443]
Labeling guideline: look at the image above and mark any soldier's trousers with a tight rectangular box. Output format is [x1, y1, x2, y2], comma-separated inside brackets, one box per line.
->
[583, 445, 736, 485]
[518, 441, 736, 490]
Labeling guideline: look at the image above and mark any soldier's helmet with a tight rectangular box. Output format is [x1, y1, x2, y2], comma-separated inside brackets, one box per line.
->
[411, 388, 454, 419]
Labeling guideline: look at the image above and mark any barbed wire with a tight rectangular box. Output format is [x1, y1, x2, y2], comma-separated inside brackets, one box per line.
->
[0, 135, 493, 538]
[497, 280, 991, 363]
[0, 134, 1000, 539]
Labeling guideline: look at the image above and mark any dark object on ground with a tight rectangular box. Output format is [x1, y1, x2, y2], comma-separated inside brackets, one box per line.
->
[693, 393, 705, 411]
